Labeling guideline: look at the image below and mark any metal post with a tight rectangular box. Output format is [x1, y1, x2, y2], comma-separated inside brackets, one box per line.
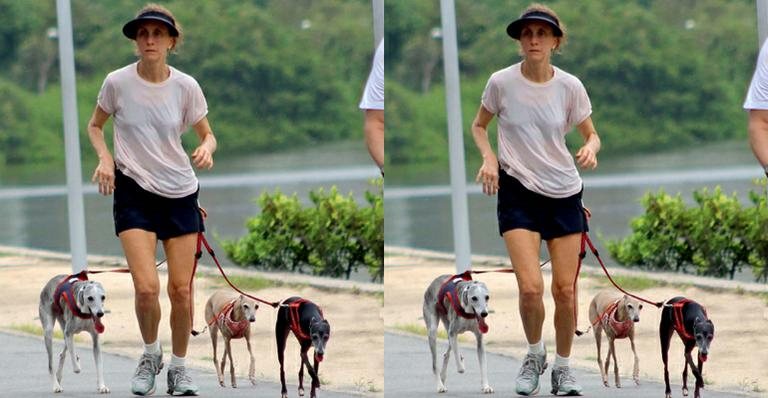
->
[439, 0, 471, 272]
[56, 0, 87, 273]
[372, 0, 383, 47]
[758, 0, 768, 47]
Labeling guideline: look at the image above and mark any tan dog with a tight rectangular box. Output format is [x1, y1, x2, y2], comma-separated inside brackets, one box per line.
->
[204, 290, 259, 388]
[588, 290, 643, 388]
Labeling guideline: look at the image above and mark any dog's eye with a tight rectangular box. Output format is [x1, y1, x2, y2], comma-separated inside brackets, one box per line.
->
[323, 335, 329, 341]
[101, 296, 105, 301]
[707, 336, 713, 341]
[244, 305, 249, 309]
[87, 297, 94, 302]
[485, 296, 489, 301]
[471, 297, 478, 302]
[639, 304, 643, 310]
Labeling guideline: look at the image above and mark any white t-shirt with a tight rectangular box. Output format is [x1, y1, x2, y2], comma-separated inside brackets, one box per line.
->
[359, 40, 384, 110]
[744, 39, 768, 110]
[97, 62, 208, 198]
[481, 62, 592, 198]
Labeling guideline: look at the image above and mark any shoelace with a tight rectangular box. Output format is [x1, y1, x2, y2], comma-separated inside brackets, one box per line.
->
[170, 368, 193, 386]
[555, 367, 577, 386]
[135, 355, 159, 378]
[519, 354, 543, 378]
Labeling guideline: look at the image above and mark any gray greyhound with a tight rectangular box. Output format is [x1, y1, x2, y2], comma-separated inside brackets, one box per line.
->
[423, 272, 492, 394]
[276, 296, 330, 398]
[587, 290, 643, 388]
[660, 297, 714, 398]
[39, 272, 109, 394]
[203, 290, 259, 388]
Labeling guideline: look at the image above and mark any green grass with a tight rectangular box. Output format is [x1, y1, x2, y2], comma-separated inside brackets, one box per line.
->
[205, 274, 286, 291]
[10, 323, 84, 343]
[354, 378, 381, 393]
[594, 275, 660, 291]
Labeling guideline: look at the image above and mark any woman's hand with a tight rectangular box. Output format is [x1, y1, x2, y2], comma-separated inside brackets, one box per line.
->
[91, 157, 115, 196]
[575, 144, 598, 170]
[191, 145, 214, 170]
[476, 154, 499, 196]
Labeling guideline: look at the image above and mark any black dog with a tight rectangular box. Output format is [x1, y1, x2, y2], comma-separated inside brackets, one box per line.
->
[660, 297, 714, 398]
[276, 297, 331, 398]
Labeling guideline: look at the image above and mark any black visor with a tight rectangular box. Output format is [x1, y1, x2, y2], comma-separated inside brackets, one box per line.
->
[506, 11, 563, 40]
[122, 11, 179, 40]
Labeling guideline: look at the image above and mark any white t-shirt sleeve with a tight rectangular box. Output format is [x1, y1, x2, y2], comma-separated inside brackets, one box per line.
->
[568, 79, 592, 126]
[183, 80, 208, 127]
[359, 40, 384, 110]
[745, 39, 768, 110]
[97, 74, 117, 114]
[481, 74, 500, 114]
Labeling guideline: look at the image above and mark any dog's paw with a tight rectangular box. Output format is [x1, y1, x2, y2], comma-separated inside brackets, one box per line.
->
[53, 384, 63, 393]
[683, 386, 689, 396]
[97, 385, 110, 394]
[250, 377, 257, 386]
[481, 385, 494, 394]
[602, 380, 609, 387]
[437, 384, 447, 393]
[299, 386, 305, 396]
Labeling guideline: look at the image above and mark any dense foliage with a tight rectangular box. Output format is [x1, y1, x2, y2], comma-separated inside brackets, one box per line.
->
[222, 179, 383, 282]
[385, 0, 758, 168]
[608, 181, 768, 283]
[0, 0, 375, 172]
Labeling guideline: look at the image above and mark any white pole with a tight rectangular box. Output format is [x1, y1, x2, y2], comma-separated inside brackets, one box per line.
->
[439, 0, 471, 273]
[372, 0, 383, 46]
[56, 0, 87, 273]
[758, 0, 768, 46]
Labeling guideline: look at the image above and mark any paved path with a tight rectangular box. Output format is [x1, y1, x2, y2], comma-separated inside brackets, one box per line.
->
[384, 332, 748, 398]
[1, 331, 360, 398]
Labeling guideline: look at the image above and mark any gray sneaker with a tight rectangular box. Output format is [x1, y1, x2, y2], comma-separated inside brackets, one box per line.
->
[131, 351, 163, 396]
[515, 349, 547, 396]
[551, 366, 583, 396]
[167, 366, 199, 396]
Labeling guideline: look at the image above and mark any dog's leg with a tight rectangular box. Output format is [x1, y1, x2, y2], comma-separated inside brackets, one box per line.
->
[299, 345, 310, 396]
[225, 338, 236, 388]
[56, 327, 67, 391]
[660, 322, 674, 398]
[424, 308, 446, 393]
[91, 331, 109, 393]
[64, 322, 81, 374]
[311, 354, 320, 398]
[604, 336, 613, 386]
[276, 326, 290, 398]
[210, 325, 224, 387]
[629, 329, 640, 385]
[245, 328, 257, 385]
[41, 310, 62, 393]
[682, 344, 693, 397]
[694, 355, 704, 398]
[448, 324, 464, 374]
[594, 326, 607, 387]
[475, 331, 493, 393]
[609, 337, 621, 388]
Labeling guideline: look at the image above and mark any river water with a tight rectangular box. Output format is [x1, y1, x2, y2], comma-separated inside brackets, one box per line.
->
[0, 143, 381, 281]
[384, 141, 765, 280]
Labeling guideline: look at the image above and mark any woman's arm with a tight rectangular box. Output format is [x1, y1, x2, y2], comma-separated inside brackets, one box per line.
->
[87, 105, 114, 195]
[191, 116, 217, 170]
[575, 116, 600, 170]
[748, 109, 768, 176]
[471, 105, 499, 195]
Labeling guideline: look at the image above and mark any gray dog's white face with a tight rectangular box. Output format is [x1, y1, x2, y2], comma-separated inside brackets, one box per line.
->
[77, 281, 106, 318]
[463, 281, 490, 318]
[621, 296, 642, 323]
[237, 296, 259, 322]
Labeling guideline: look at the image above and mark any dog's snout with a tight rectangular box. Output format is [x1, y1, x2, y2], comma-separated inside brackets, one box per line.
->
[480, 311, 488, 318]
[96, 311, 104, 318]
[249, 316, 256, 322]
[633, 316, 639, 322]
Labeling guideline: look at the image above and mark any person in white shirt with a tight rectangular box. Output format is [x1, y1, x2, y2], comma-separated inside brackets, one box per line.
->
[745, 38, 768, 177]
[470, 3, 601, 396]
[86, 4, 216, 396]
[360, 39, 384, 174]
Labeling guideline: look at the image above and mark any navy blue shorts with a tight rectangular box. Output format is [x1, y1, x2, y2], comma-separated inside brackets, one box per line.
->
[497, 170, 587, 240]
[113, 168, 204, 240]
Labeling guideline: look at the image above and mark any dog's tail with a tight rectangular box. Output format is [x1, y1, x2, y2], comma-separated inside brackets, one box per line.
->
[191, 326, 208, 336]
[574, 325, 592, 336]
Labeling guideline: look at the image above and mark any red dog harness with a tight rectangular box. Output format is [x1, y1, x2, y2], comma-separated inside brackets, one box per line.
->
[436, 271, 489, 333]
[593, 300, 632, 339]
[52, 271, 105, 334]
[671, 298, 705, 342]
[288, 299, 323, 342]
[207, 300, 249, 339]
